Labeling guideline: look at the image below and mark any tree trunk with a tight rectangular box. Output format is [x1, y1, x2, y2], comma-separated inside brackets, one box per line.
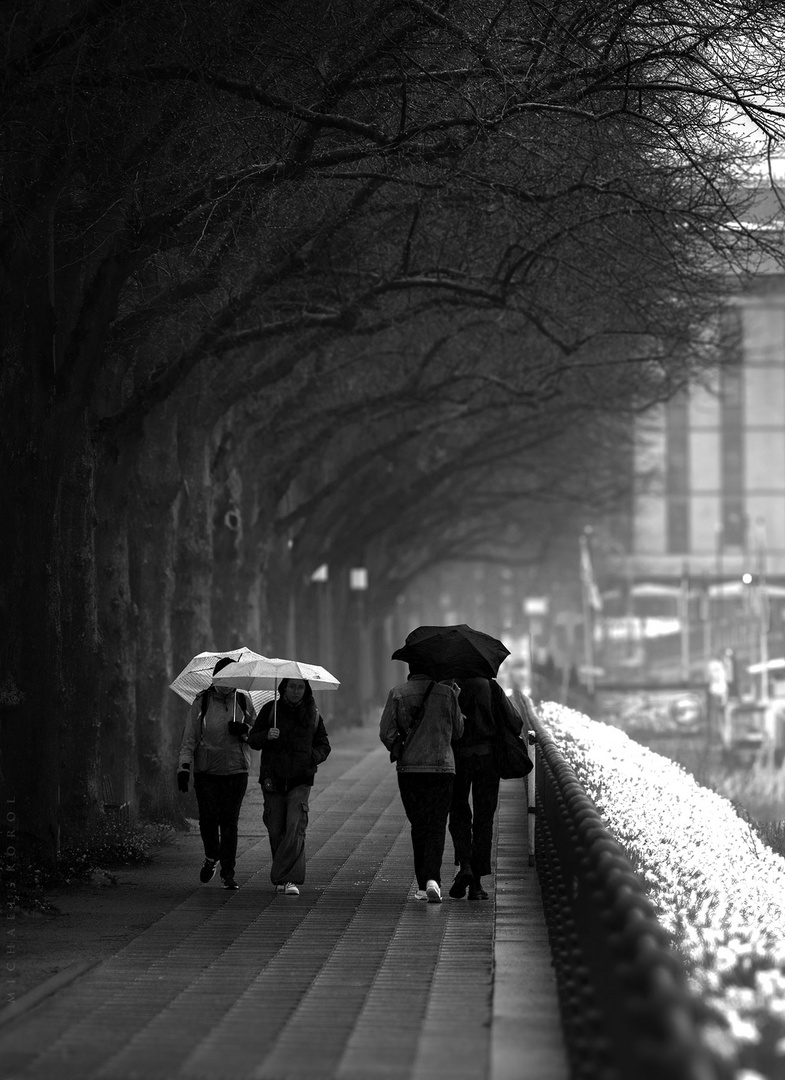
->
[1, 406, 103, 864]
[210, 425, 248, 651]
[0, 217, 106, 860]
[130, 407, 184, 821]
[56, 420, 103, 838]
[171, 429, 215, 675]
[95, 436, 139, 815]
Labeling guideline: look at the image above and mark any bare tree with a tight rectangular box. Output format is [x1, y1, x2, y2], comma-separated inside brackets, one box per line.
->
[2, 0, 785, 862]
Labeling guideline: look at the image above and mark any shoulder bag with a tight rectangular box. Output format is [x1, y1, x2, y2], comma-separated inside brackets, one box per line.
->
[492, 686, 533, 779]
[495, 725, 533, 779]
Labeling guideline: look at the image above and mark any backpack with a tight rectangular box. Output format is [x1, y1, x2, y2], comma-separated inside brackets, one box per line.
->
[197, 688, 252, 730]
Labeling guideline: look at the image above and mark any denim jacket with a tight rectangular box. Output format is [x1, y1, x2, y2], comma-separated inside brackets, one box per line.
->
[379, 675, 464, 774]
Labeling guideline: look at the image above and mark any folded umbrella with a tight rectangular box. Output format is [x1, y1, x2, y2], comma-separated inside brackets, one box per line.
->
[391, 624, 510, 681]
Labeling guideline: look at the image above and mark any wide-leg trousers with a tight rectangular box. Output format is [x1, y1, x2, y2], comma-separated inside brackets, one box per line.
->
[262, 783, 311, 885]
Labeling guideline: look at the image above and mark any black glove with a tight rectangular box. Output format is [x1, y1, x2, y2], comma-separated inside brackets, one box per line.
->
[177, 767, 190, 793]
[228, 720, 250, 738]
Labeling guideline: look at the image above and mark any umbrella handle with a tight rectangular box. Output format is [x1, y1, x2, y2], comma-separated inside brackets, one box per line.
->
[273, 679, 278, 729]
[233, 691, 237, 723]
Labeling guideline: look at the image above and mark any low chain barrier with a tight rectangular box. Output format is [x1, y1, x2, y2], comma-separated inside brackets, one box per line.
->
[515, 691, 728, 1080]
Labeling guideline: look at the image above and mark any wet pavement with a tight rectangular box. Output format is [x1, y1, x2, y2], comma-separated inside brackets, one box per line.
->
[0, 724, 568, 1080]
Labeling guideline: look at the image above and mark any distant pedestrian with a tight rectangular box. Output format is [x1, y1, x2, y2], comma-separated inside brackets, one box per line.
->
[177, 657, 256, 890]
[379, 669, 464, 903]
[447, 676, 523, 900]
[247, 679, 331, 896]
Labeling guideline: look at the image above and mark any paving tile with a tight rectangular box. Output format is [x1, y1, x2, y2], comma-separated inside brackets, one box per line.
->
[0, 730, 568, 1080]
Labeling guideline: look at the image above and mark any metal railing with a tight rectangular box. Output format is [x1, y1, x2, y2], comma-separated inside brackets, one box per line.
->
[516, 691, 728, 1080]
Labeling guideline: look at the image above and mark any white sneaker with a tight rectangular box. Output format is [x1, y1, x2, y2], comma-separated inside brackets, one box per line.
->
[414, 888, 428, 901]
[284, 882, 300, 896]
[426, 880, 442, 903]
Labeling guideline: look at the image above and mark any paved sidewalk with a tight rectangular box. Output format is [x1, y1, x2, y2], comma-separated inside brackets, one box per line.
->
[0, 723, 568, 1080]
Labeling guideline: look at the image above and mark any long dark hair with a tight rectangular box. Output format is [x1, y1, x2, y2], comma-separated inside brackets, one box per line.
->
[278, 678, 314, 704]
[277, 679, 317, 724]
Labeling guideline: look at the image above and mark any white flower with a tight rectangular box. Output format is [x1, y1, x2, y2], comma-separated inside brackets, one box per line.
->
[539, 702, 785, 1071]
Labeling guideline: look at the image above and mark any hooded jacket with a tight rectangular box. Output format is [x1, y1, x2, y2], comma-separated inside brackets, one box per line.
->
[178, 689, 254, 775]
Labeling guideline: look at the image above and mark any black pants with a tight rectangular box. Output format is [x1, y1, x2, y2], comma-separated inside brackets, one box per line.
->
[397, 773, 454, 889]
[448, 753, 500, 878]
[193, 772, 248, 877]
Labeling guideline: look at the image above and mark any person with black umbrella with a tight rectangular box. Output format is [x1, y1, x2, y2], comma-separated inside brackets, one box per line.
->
[380, 666, 463, 903]
[390, 624, 520, 901]
[447, 676, 524, 900]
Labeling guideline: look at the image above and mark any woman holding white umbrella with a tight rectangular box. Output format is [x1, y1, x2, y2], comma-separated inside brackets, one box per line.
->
[247, 678, 331, 895]
[177, 657, 257, 891]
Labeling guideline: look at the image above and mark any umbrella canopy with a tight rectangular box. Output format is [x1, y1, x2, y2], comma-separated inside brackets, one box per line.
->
[213, 657, 341, 692]
[212, 657, 340, 728]
[391, 624, 510, 681]
[169, 648, 275, 714]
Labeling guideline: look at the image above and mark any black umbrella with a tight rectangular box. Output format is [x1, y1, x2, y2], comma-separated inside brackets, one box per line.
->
[391, 623, 510, 681]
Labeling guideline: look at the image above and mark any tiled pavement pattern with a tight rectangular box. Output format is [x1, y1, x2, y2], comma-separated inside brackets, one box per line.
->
[0, 729, 568, 1080]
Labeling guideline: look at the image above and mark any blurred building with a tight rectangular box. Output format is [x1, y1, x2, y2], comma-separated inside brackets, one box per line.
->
[596, 184, 785, 694]
[387, 187, 785, 704]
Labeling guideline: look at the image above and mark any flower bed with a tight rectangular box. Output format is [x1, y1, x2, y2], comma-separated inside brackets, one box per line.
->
[539, 701, 785, 1080]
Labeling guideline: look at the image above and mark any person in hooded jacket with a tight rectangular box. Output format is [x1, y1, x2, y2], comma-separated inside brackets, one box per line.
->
[247, 678, 331, 896]
[177, 657, 256, 890]
[379, 669, 463, 903]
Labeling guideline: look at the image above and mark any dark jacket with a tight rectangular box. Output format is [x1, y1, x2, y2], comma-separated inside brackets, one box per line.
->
[453, 677, 523, 756]
[247, 697, 331, 791]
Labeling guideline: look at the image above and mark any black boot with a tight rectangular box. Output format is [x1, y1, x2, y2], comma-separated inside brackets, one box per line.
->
[468, 876, 489, 900]
[449, 860, 474, 899]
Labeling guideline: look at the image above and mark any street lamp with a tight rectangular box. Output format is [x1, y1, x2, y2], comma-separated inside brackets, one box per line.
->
[579, 526, 602, 695]
[349, 568, 368, 592]
[310, 564, 333, 679]
[524, 595, 548, 699]
[715, 522, 724, 651]
[754, 519, 770, 704]
[350, 567, 370, 724]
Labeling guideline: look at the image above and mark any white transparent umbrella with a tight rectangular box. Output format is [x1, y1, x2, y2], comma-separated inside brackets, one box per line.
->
[212, 657, 340, 728]
[169, 648, 275, 715]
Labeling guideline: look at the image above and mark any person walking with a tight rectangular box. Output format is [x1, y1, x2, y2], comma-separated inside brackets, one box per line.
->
[379, 669, 464, 903]
[447, 676, 523, 900]
[177, 657, 256, 890]
[247, 678, 331, 896]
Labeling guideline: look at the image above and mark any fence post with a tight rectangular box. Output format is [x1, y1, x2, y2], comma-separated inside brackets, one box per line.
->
[527, 731, 536, 867]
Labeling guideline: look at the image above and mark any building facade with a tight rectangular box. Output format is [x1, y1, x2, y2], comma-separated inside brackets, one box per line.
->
[601, 198, 785, 691]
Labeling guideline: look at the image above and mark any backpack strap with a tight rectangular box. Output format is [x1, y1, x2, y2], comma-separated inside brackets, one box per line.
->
[197, 690, 210, 735]
[198, 688, 251, 728]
